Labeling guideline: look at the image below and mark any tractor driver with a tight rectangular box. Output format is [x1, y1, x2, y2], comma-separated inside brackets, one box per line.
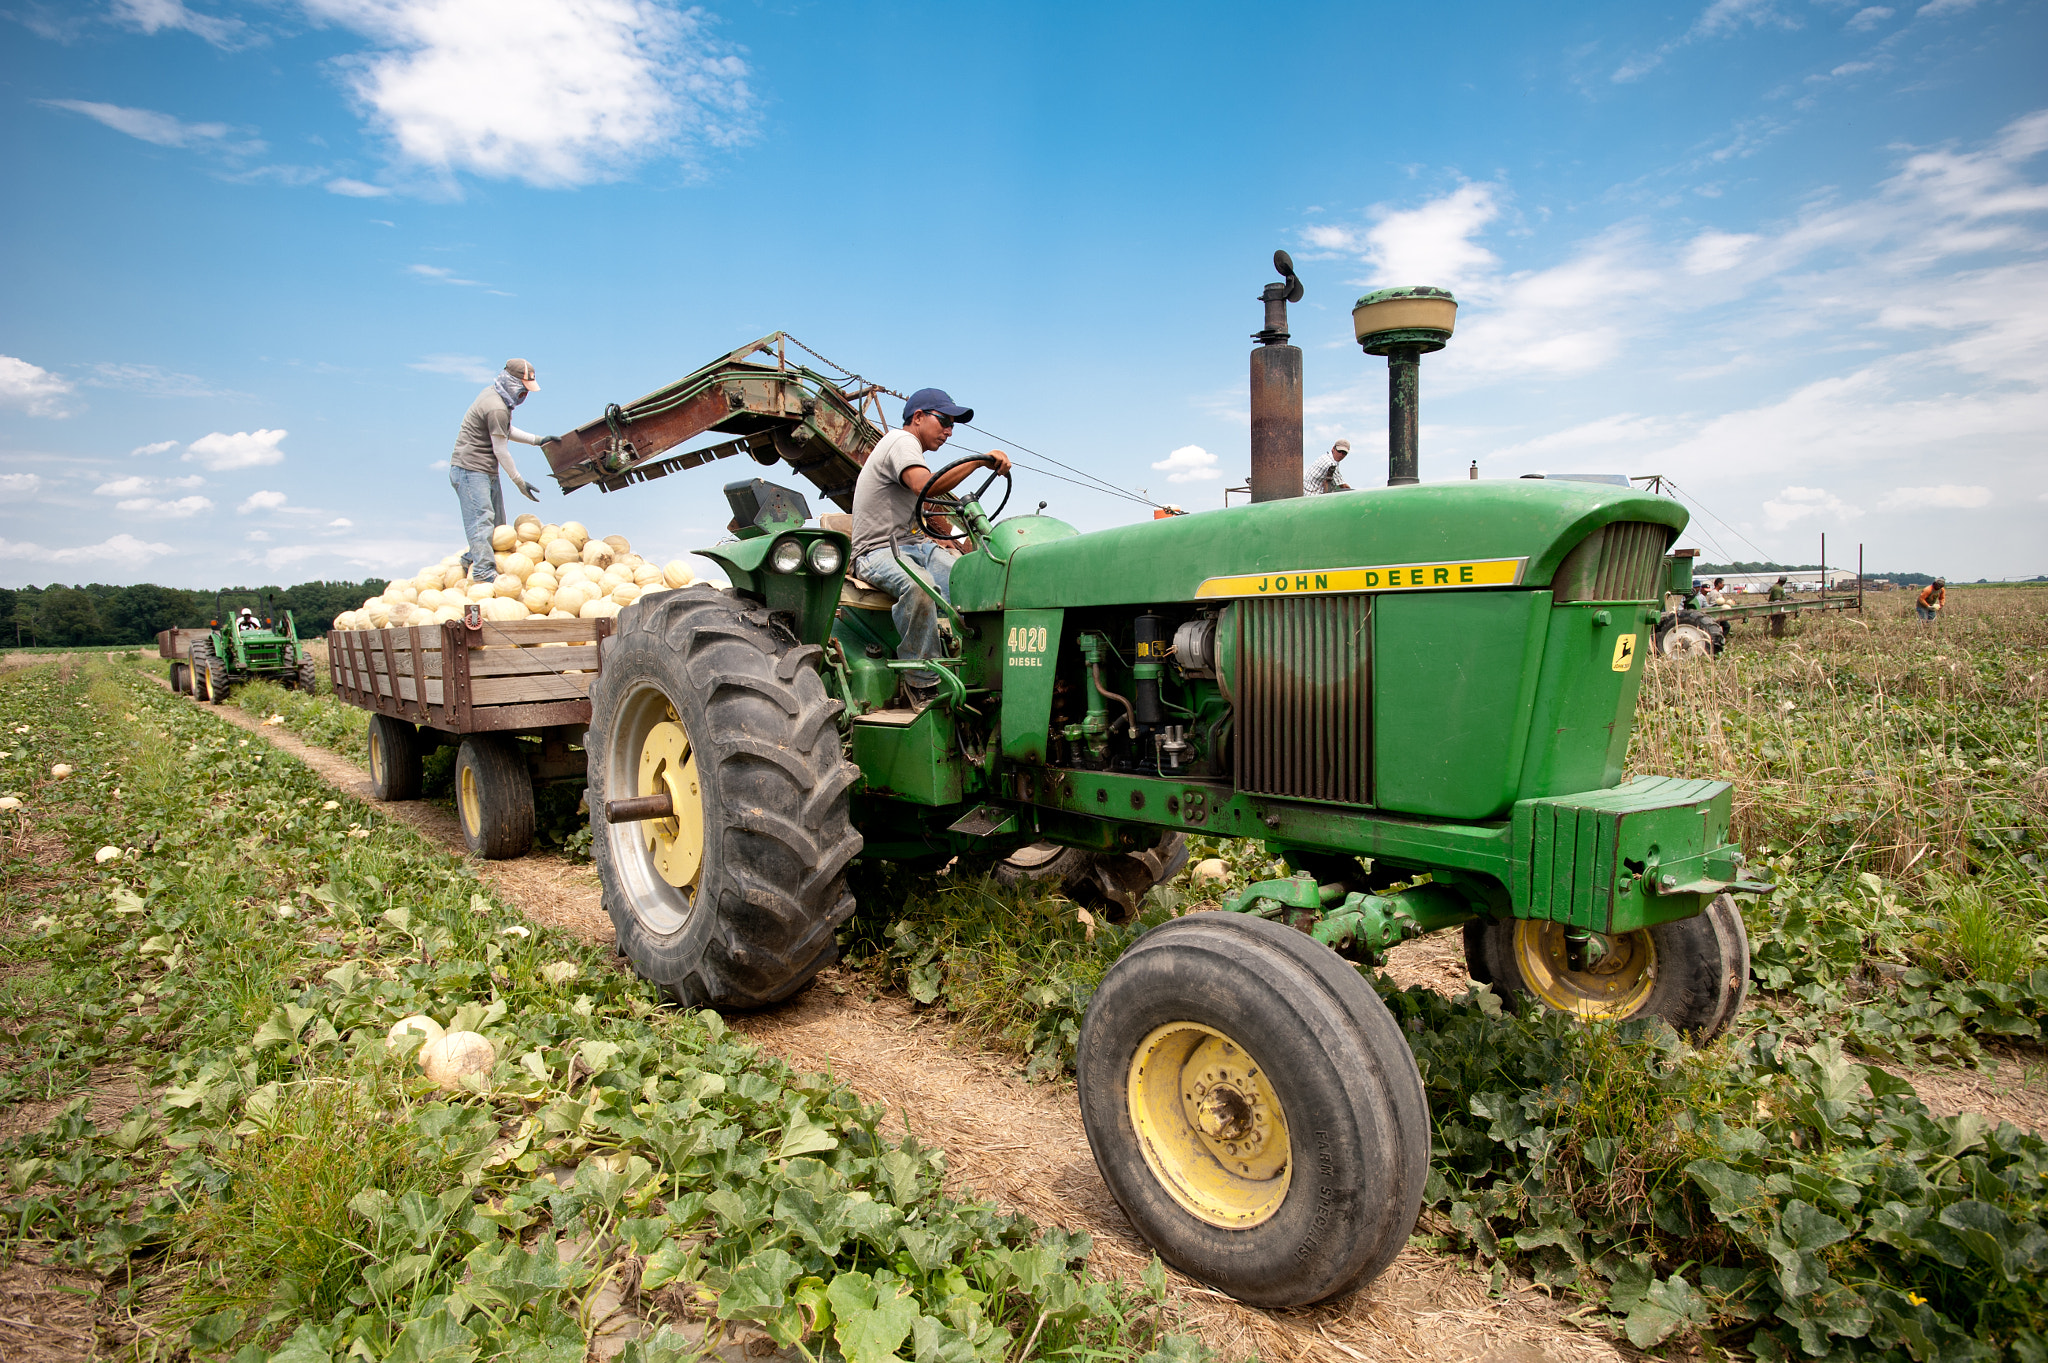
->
[850, 388, 1012, 705]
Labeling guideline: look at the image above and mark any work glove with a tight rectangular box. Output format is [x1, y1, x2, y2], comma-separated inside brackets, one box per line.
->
[513, 476, 540, 502]
[541, 435, 560, 445]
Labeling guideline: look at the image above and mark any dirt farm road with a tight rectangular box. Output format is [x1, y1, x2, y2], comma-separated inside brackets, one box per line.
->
[160, 686, 2046, 1363]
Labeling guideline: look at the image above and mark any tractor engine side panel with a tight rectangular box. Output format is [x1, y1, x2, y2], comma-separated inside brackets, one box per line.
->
[1371, 591, 1549, 820]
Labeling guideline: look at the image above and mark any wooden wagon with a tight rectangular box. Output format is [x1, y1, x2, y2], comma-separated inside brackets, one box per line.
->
[328, 612, 614, 858]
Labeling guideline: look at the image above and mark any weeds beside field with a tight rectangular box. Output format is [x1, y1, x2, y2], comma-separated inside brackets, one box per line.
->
[0, 660, 1203, 1363]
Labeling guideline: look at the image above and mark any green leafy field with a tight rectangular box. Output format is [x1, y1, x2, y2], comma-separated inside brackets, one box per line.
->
[0, 659, 1201, 1363]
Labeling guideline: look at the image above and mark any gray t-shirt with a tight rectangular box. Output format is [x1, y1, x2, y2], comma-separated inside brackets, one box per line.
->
[451, 386, 512, 474]
[850, 429, 931, 561]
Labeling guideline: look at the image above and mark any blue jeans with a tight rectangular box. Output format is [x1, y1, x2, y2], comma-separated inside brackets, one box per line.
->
[853, 540, 958, 689]
[450, 465, 505, 581]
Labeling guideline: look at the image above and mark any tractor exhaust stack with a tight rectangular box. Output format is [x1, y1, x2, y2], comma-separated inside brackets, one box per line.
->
[1248, 251, 1305, 503]
[1353, 287, 1458, 486]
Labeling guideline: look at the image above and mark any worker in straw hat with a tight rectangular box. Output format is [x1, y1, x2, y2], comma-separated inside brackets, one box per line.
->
[449, 359, 557, 583]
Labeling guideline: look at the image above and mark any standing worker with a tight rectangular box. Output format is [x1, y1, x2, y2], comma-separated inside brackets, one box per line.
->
[1767, 575, 1790, 638]
[450, 359, 556, 582]
[849, 388, 1011, 706]
[1917, 578, 1946, 624]
[1304, 439, 1352, 494]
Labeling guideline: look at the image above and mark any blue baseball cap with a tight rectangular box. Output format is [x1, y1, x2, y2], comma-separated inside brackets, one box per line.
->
[902, 388, 972, 425]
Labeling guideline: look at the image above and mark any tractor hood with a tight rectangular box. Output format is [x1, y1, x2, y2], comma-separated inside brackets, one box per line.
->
[986, 480, 1687, 610]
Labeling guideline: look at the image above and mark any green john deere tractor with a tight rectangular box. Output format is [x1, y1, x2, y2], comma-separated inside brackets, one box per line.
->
[555, 263, 1768, 1309]
[185, 593, 318, 704]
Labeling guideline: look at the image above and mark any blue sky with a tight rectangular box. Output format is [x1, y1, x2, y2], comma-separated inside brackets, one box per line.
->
[2, 0, 2043, 590]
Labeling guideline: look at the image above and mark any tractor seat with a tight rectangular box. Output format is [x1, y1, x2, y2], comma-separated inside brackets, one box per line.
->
[819, 514, 897, 610]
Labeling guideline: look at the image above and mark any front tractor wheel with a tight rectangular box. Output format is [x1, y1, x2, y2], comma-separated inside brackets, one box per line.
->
[590, 586, 863, 1009]
[1077, 914, 1428, 1308]
[200, 657, 230, 704]
[1463, 893, 1750, 1042]
[1653, 610, 1724, 660]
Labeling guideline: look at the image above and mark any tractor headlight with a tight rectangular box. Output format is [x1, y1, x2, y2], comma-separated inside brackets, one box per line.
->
[768, 536, 806, 574]
[807, 539, 845, 576]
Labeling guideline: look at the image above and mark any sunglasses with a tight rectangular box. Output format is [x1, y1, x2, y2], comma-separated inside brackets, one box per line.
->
[930, 412, 954, 429]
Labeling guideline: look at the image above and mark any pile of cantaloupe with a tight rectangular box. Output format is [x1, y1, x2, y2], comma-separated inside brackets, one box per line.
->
[331, 515, 696, 632]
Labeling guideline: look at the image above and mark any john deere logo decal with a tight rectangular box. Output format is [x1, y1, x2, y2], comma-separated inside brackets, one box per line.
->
[1612, 634, 1637, 672]
[1194, 557, 1525, 599]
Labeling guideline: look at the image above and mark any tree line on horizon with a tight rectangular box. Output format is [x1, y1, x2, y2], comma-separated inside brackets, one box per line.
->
[1, 580, 389, 648]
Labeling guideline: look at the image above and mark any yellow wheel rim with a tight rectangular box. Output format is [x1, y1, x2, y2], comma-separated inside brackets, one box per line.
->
[637, 718, 704, 891]
[1127, 1022, 1290, 1228]
[1512, 920, 1657, 1017]
[458, 762, 482, 839]
[367, 731, 384, 786]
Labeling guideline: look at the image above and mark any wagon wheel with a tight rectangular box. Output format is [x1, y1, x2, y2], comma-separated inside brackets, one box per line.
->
[590, 585, 863, 1008]
[454, 735, 535, 859]
[1462, 893, 1749, 1042]
[1078, 913, 1428, 1307]
[365, 714, 425, 802]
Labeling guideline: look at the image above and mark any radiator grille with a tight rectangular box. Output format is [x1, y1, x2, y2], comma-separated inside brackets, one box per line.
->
[1232, 594, 1372, 805]
[1552, 521, 1673, 603]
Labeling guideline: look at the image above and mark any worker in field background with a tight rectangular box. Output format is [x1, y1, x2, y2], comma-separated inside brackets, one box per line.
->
[1305, 439, 1352, 494]
[1917, 578, 1946, 624]
[849, 387, 1011, 706]
[450, 359, 556, 582]
[1768, 575, 1790, 638]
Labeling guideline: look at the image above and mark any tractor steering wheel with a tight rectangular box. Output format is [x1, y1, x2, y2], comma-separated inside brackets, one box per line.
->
[914, 455, 1013, 546]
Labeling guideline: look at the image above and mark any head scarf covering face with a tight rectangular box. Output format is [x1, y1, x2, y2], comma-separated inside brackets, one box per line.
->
[493, 370, 528, 408]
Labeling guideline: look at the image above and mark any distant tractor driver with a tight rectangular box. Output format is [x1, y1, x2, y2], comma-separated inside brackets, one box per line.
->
[849, 388, 1011, 705]
[1305, 439, 1352, 494]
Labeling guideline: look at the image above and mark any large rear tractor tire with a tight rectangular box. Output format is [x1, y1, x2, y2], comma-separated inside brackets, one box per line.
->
[590, 586, 863, 1009]
[366, 713, 425, 802]
[454, 734, 535, 860]
[1078, 913, 1428, 1308]
[1462, 893, 1750, 1043]
[995, 831, 1189, 922]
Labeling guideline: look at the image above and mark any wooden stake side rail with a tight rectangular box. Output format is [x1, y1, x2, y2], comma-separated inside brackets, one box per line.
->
[327, 617, 612, 733]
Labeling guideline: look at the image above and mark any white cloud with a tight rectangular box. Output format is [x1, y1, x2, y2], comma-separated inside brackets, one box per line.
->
[411, 353, 496, 382]
[131, 439, 179, 456]
[95, 475, 205, 497]
[302, 0, 758, 189]
[0, 356, 75, 417]
[186, 429, 287, 470]
[1614, 0, 1803, 82]
[1683, 230, 1760, 275]
[1878, 484, 1992, 509]
[1484, 414, 1672, 465]
[329, 517, 355, 528]
[247, 530, 272, 542]
[86, 363, 240, 398]
[238, 489, 291, 514]
[1762, 486, 1861, 530]
[110, 0, 247, 47]
[1846, 5, 1893, 28]
[0, 474, 44, 497]
[1917, 0, 1980, 15]
[407, 263, 485, 287]
[327, 177, 392, 197]
[0, 533, 177, 569]
[43, 100, 263, 155]
[1355, 183, 1501, 295]
[1151, 445, 1222, 483]
[115, 495, 214, 518]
